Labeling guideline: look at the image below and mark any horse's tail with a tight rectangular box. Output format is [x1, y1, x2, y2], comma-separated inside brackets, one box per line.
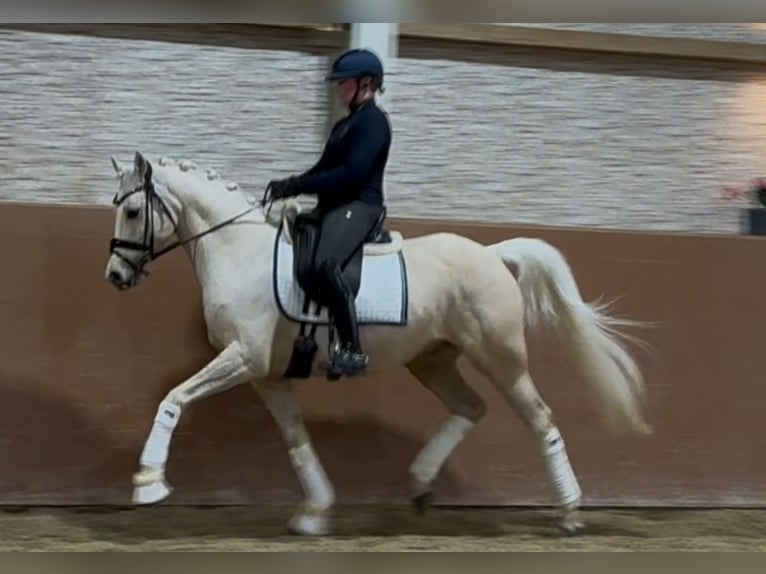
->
[489, 237, 652, 436]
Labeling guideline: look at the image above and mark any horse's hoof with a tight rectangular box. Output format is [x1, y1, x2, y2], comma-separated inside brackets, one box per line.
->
[287, 511, 331, 536]
[132, 480, 172, 505]
[411, 491, 434, 515]
[556, 519, 586, 537]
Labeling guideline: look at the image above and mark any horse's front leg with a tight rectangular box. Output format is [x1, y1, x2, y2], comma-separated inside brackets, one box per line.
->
[132, 341, 256, 505]
[255, 380, 335, 536]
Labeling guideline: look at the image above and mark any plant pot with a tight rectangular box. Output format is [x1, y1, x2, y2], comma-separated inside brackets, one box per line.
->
[744, 207, 766, 235]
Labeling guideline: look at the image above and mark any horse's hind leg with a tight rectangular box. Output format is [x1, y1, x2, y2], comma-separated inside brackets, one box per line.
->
[461, 322, 584, 535]
[406, 344, 486, 512]
[500, 370, 585, 535]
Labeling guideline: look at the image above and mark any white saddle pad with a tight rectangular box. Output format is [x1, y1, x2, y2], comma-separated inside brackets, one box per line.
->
[272, 224, 409, 326]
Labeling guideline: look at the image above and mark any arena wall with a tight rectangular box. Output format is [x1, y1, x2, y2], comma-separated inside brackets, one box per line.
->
[1, 202, 764, 507]
[3, 23, 766, 235]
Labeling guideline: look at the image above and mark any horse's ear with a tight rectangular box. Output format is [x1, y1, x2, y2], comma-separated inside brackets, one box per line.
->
[110, 155, 126, 177]
[134, 151, 150, 179]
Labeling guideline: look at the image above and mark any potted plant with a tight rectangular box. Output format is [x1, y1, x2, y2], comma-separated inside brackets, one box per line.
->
[722, 177, 766, 235]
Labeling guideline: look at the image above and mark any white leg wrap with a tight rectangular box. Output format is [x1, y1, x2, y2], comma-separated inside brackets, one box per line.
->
[289, 443, 335, 510]
[409, 414, 475, 486]
[139, 401, 181, 469]
[541, 427, 581, 508]
[132, 479, 172, 505]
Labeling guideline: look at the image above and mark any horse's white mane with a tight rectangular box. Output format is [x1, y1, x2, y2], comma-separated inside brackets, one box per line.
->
[146, 154, 290, 229]
[154, 155, 244, 195]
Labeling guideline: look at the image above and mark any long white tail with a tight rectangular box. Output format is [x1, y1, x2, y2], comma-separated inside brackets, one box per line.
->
[490, 237, 652, 436]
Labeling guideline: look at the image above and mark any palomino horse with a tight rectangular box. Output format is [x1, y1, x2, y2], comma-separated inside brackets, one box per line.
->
[105, 151, 650, 536]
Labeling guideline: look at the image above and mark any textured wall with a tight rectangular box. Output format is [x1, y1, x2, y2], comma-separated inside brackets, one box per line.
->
[2, 24, 765, 233]
[388, 38, 766, 233]
[0, 26, 331, 206]
[516, 23, 766, 44]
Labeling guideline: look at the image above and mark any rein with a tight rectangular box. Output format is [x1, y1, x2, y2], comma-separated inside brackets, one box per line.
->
[109, 164, 275, 276]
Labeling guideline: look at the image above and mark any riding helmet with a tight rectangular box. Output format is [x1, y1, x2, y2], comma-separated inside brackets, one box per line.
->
[325, 48, 384, 83]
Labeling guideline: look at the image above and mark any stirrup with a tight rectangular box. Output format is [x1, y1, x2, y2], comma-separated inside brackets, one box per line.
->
[327, 346, 368, 379]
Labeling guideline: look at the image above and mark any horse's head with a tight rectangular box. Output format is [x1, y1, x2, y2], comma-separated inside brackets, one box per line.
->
[105, 151, 181, 290]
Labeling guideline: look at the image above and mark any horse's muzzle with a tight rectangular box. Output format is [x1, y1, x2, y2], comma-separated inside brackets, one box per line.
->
[105, 256, 144, 291]
[106, 268, 133, 290]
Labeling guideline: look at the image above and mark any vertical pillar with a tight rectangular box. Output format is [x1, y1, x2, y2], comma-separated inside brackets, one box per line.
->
[349, 23, 399, 60]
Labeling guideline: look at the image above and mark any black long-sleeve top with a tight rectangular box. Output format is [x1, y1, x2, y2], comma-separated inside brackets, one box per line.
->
[296, 99, 392, 211]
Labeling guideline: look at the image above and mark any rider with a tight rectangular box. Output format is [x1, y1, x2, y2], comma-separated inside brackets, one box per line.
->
[268, 47, 392, 378]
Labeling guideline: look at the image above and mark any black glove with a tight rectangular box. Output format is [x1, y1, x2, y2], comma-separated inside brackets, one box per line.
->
[269, 176, 301, 200]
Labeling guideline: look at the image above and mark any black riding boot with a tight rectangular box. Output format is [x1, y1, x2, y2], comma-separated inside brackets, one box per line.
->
[318, 261, 368, 378]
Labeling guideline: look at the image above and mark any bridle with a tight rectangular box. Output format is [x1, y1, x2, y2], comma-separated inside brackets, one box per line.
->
[109, 162, 274, 277]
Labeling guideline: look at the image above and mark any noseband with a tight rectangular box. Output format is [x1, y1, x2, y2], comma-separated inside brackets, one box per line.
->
[109, 163, 259, 276]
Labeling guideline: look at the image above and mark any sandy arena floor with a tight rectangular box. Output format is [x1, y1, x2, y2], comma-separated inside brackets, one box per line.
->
[0, 505, 764, 551]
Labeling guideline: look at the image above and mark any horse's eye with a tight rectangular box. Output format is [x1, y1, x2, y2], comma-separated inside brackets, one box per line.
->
[126, 208, 141, 220]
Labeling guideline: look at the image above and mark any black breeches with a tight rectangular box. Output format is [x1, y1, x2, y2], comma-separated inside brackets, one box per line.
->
[312, 201, 384, 347]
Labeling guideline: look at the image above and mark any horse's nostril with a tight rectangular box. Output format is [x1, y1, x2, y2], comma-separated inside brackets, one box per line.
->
[108, 270, 122, 283]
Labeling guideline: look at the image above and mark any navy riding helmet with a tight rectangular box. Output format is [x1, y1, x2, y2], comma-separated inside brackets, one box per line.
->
[325, 48, 384, 84]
